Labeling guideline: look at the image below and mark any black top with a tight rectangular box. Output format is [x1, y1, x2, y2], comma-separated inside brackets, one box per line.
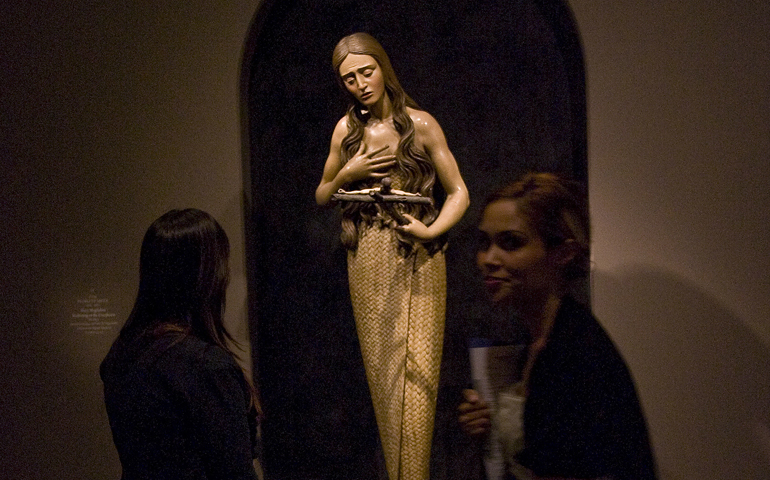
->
[519, 296, 657, 479]
[100, 332, 258, 480]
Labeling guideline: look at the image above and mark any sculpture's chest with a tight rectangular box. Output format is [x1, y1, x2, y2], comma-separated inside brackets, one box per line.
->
[362, 122, 400, 156]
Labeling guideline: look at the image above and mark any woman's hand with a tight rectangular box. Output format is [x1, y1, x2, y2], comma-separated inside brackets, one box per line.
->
[340, 144, 396, 184]
[458, 389, 491, 438]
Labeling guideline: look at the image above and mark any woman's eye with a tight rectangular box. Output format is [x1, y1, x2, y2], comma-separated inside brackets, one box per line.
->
[495, 232, 525, 251]
[363, 69, 373, 77]
[476, 233, 491, 252]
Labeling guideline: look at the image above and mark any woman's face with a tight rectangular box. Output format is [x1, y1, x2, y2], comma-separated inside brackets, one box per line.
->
[476, 199, 562, 306]
[338, 54, 386, 107]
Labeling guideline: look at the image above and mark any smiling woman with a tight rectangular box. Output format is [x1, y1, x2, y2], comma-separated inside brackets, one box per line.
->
[460, 173, 657, 480]
[475, 177, 588, 319]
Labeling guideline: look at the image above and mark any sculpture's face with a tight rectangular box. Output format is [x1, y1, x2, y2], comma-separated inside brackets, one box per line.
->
[476, 199, 561, 305]
[338, 54, 385, 107]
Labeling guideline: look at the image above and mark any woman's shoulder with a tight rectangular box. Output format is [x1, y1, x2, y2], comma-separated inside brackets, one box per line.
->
[556, 297, 607, 340]
[137, 334, 237, 375]
[552, 298, 639, 385]
[548, 299, 626, 367]
[178, 335, 236, 368]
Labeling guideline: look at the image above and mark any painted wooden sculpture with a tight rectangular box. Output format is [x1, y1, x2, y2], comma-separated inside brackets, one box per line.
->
[316, 33, 469, 480]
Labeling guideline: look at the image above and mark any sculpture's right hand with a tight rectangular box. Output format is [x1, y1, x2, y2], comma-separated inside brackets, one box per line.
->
[341, 144, 396, 183]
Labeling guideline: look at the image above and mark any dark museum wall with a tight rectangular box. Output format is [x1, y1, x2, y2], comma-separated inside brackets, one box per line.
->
[0, 1, 767, 480]
[0, 2, 257, 479]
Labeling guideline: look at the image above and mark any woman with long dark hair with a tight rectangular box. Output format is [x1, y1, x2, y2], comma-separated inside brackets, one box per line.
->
[316, 33, 469, 480]
[101, 209, 260, 480]
[458, 173, 656, 479]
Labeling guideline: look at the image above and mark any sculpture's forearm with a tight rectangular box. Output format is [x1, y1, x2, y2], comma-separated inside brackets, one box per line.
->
[424, 187, 470, 238]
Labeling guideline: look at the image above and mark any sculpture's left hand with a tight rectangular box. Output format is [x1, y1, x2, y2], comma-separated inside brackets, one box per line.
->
[397, 213, 433, 241]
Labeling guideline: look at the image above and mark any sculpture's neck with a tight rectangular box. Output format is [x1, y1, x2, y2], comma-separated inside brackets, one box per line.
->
[367, 93, 393, 121]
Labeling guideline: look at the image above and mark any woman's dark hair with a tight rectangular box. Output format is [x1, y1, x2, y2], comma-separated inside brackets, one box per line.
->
[485, 172, 590, 281]
[120, 209, 234, 352]
[332, 32, 441, 255]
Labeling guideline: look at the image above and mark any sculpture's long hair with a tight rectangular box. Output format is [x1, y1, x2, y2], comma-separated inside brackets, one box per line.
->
[332, 33, 443, 255]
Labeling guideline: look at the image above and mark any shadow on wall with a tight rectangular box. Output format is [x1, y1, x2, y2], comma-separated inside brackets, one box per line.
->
[593, 266, 770, 480]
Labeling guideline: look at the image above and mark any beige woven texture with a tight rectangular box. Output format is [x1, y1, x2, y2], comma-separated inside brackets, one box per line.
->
[348, 224, 446, 480]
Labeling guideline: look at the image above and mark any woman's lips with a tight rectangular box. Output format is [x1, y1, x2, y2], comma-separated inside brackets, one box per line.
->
[483, 276, 506, 290]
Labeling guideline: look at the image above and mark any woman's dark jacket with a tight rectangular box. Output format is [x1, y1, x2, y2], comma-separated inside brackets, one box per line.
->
[519, 296, 657, 479]
[100, 332, 258, 480]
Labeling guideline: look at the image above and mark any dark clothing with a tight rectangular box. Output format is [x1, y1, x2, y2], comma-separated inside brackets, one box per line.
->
[518, 297, 657, 479]
[100, 332, 258, 480]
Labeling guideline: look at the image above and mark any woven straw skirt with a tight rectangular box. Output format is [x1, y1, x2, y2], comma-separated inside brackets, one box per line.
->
[347, 224, 445, 480]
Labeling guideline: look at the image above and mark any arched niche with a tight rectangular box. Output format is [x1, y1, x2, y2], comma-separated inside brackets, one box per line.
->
[240, 1, 585, 478]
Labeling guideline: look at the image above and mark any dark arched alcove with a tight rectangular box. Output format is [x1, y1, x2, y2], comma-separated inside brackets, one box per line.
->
[240, 1, 585, 478]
